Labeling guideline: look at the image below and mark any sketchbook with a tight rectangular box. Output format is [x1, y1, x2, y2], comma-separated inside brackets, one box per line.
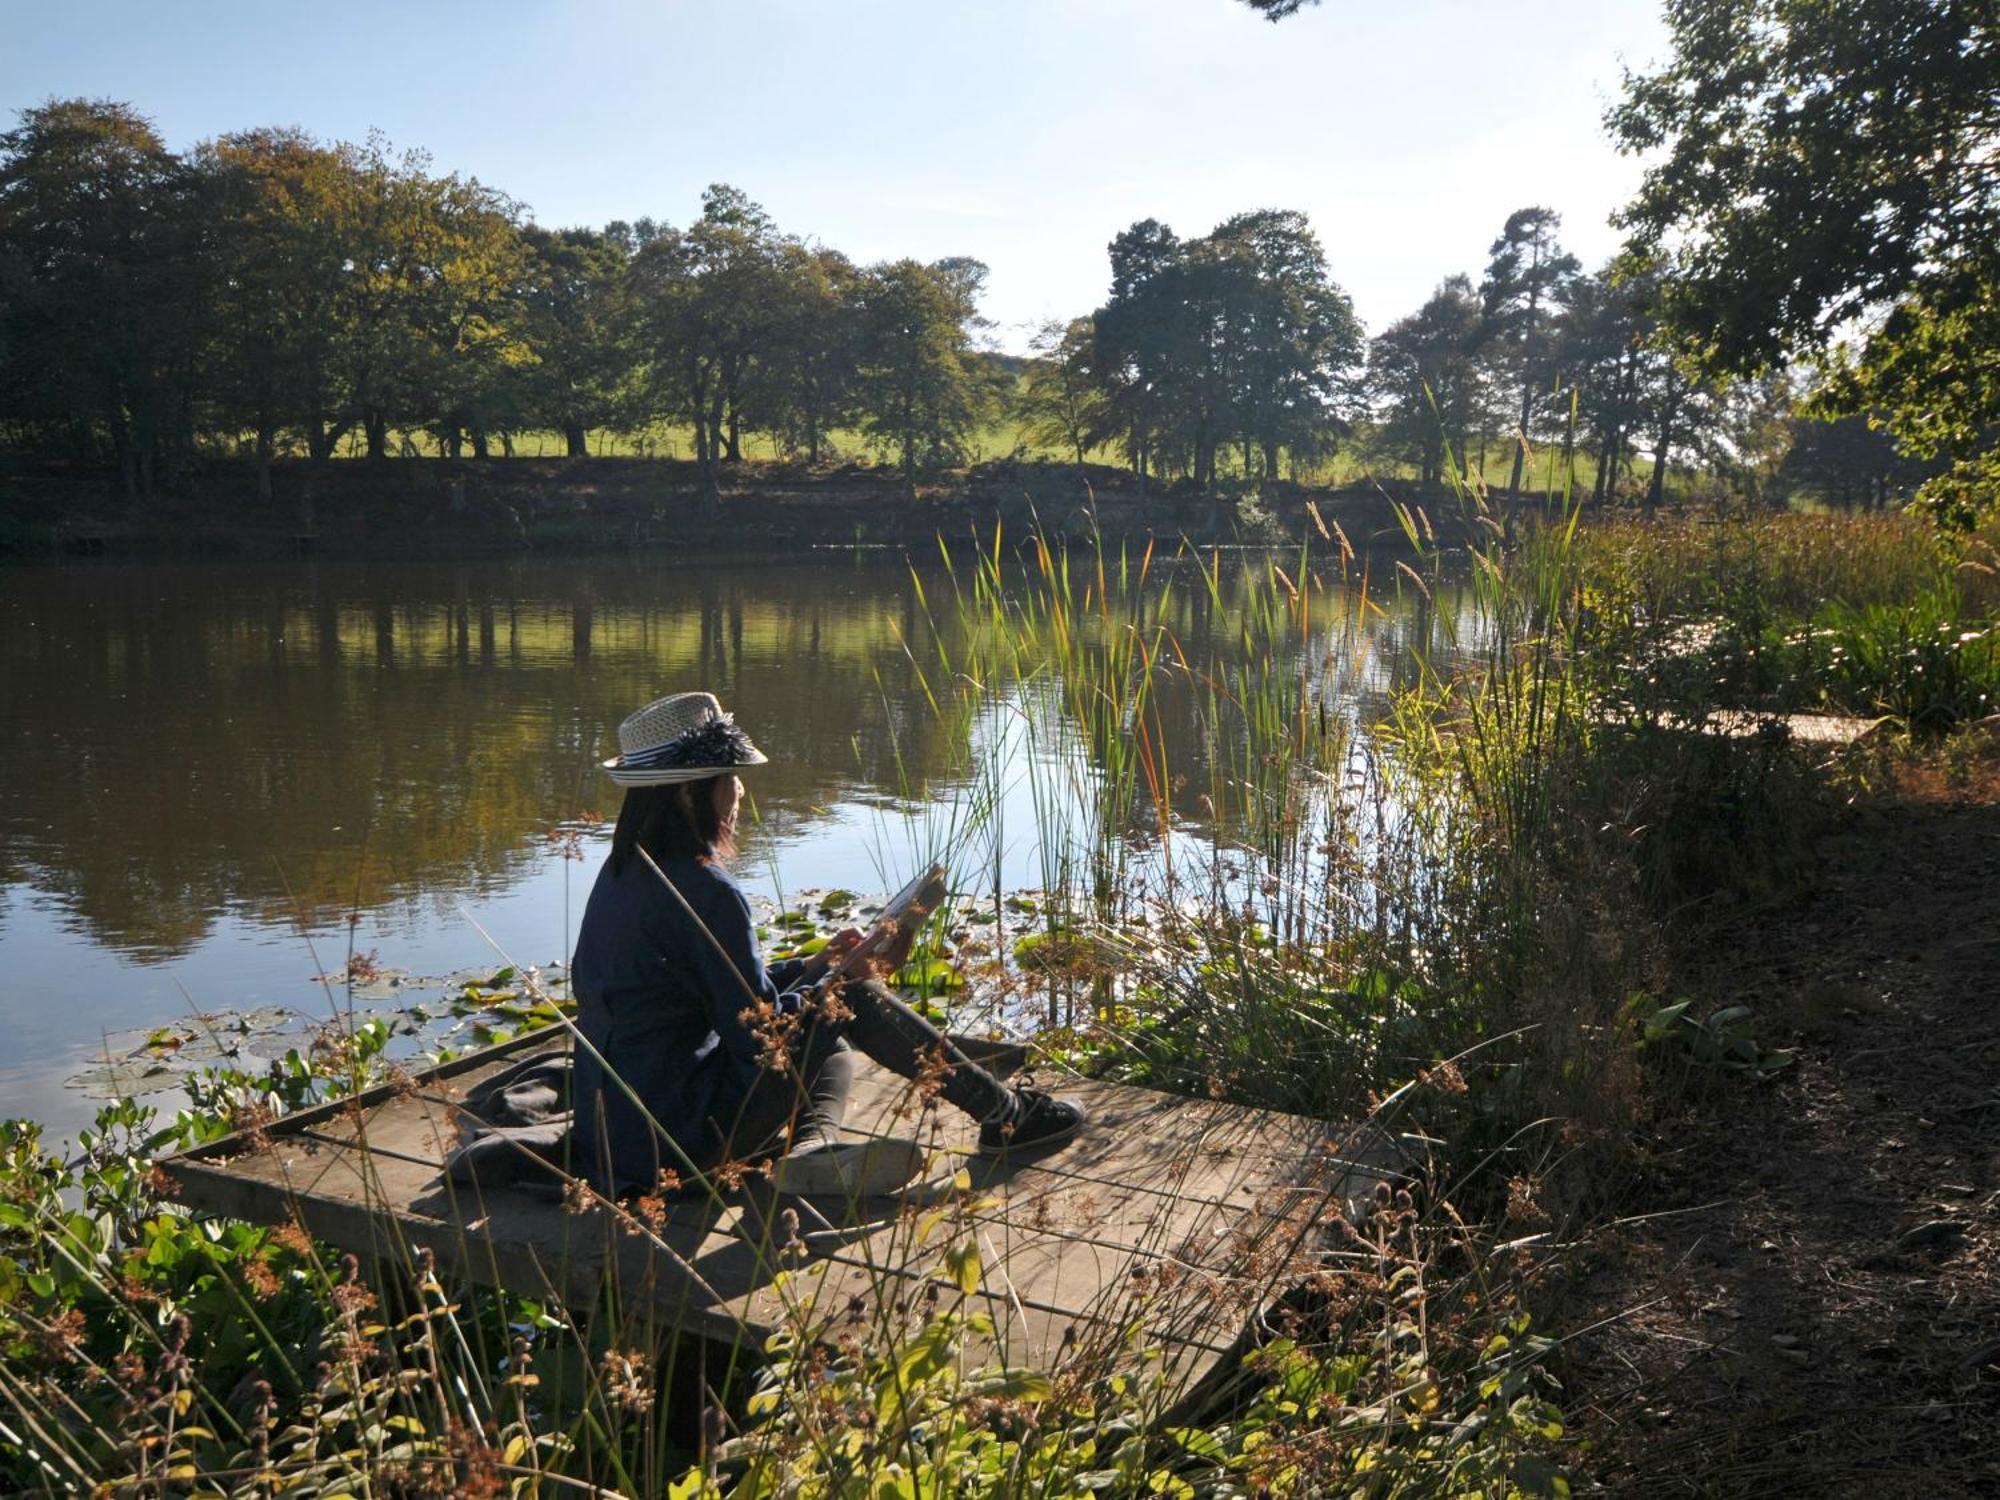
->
[875, 862, 949, 932]
[828, 862, 948, 981]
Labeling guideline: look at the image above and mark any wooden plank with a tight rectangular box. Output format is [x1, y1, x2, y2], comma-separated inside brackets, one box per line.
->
[163, 1033, 1405, 1385]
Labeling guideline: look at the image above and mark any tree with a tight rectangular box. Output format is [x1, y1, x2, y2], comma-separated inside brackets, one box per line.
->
[1480, 206, 1579, 519]
[1611, 0, 2000, 522]
[1554, 268, 1650, 506]
[1207, 209, 1365, 480]
[188, 128, 359, 494]
[0, 99, 196, 495]
[629, 185, 785, 510]
[751, 241, 862, 465]
[854, 257, 990, 487]
[1018, 317, 1106, 466]
[515, 226, 631, 458]
[1367, 275, 1487, 488]
[404, 166, 529, 459]
[1092, 219, 1188, 490]
[1090, 210, 1361, 494]
[1780, 412, 1936, 511]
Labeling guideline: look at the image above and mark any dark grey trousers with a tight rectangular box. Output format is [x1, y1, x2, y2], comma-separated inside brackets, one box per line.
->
[707, 978, 1010, 1168]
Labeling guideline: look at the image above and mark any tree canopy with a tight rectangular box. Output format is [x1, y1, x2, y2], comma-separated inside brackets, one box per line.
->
[0, 103, 998, 499]
[1610, 0, 2000, 521]
[1084, 209, 1363, 491]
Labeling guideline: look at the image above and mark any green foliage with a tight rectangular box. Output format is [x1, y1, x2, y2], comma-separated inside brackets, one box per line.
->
[1612, 0, 2000, 522]
[1016, 316, 1108, 467]
[1570, 513, 2000, 735]
[0, 106, 1008, 496]
[1797, 595, 1999, 736]
[1367, 274, 1489, 488]
[855, 257, 999, 483]
[678, 1201, 1568, 1499]
[0, 100, 190, 488]
[1481, 207, 1581, 507]
[1625, 995, 1794, 1078]
[515, 224, 635, 455]
[1090, 209, 1364, 491]
[2, 96, 1853, 516]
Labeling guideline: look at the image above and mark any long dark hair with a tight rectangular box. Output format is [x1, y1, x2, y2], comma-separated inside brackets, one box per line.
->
[607, 777, 733, 877]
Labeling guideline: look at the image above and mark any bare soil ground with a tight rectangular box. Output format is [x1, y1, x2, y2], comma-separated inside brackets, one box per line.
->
[1567, 743, 2000, 1496]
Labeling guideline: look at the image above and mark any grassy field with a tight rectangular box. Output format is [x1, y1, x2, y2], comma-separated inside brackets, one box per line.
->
[302, 373, 1653, 499]
[333, 416, 1650, 504]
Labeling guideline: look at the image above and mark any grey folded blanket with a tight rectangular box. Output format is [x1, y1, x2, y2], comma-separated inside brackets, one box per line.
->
[443, 1047, 574, 1194]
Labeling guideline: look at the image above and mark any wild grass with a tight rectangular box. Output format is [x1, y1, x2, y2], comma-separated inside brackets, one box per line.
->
[1573, 511, 2000, 734]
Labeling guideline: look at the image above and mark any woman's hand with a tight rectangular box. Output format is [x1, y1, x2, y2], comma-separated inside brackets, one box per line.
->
[803, 927, 865, 979]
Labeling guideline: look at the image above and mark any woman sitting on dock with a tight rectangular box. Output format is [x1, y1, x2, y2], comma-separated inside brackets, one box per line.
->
[569, 691, 1083, 1199]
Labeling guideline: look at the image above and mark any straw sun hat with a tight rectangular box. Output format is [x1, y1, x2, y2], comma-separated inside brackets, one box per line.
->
[603, 691, 768, 787]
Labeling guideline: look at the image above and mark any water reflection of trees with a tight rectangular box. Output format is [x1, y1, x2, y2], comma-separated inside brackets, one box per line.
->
[0, 558, 973, 959]
[0, 554, 1459, 962]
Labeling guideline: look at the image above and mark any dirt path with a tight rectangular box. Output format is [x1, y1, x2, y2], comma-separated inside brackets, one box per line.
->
[1567, 748, 2000, 1497]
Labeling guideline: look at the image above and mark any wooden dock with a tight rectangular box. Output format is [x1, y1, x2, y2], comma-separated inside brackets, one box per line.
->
[163, 1033, 1406, 1389]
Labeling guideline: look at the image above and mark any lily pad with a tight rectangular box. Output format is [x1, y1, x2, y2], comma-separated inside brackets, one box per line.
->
[773, 936, 831, 962]
[67, 1059, 183, 1099]
[893, 957, 966, 996]
[242, 1032, 312, 1061]
[313, 967, 419, 1002]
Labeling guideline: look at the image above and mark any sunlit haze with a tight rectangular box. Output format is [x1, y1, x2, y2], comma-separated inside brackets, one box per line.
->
[2, 0, 1666, 350]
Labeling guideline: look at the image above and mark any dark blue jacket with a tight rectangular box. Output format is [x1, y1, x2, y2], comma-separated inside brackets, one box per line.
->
[568, 854, 807, 1193]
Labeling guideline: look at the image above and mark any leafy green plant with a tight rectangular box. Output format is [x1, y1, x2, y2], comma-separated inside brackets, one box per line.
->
[1625, 994, 1795, 1077]
[1800, 593, 1998, 734]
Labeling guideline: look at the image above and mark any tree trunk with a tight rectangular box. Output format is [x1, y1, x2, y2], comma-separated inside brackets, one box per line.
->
[364, 410, 389, 461]
[471, 428, 490, 460]
[1646, 375, 1679, 516]
[309, 412, 346, 464]
[256, 420, 277, 505]
[1262, 437, 1280, 481]
[564, 422, 588, 458]
[110, 408, 137, 500]
[697, 376, 726, 519]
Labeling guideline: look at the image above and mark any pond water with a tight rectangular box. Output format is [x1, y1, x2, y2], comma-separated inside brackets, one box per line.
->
[0, 549, 1453, 1138]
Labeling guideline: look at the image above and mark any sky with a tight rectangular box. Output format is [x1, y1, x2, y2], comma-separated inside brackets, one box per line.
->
[1, 0, 1669, 352]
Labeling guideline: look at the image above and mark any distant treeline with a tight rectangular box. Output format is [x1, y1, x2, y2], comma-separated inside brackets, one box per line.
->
[0, 99, 1923, 512]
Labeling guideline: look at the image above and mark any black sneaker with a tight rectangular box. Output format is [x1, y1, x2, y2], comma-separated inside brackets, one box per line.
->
[977, 1088, 1084, 1158]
